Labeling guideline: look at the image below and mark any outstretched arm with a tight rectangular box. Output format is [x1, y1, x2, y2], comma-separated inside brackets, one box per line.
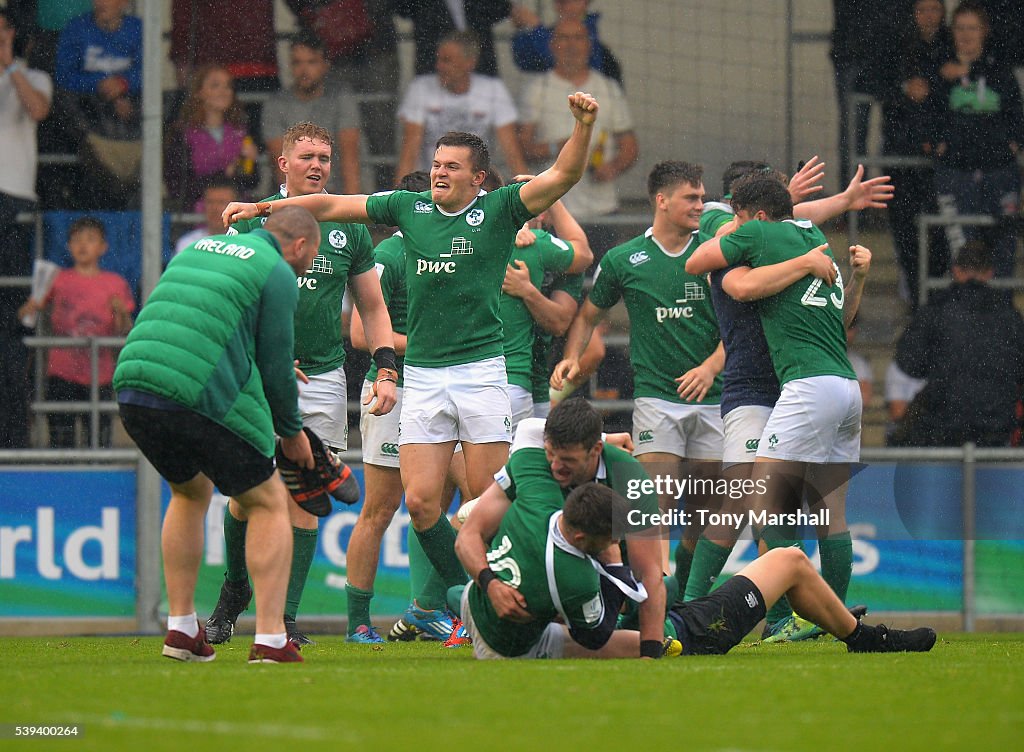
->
[794, 164, 893, 225]
[223, 193, 371, 226]
[685, 235, 731, 275]
[519, 92, 599, 216]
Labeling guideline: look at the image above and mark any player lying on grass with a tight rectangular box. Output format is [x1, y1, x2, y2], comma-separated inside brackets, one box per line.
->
[454, 400, 937, 659]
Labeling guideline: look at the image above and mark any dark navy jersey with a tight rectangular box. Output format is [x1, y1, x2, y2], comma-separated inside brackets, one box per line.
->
[708, 265, 781, 417]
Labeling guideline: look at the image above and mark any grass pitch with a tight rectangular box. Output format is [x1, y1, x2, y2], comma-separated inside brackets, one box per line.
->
[2, 633, 1021, 751]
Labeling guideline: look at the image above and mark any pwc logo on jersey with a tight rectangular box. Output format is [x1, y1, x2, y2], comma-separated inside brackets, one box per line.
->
[414, 200, 433, 214]
[297, 255, 333, 289]
[629, 251, 650, 266]
[416, 237, 474, 275]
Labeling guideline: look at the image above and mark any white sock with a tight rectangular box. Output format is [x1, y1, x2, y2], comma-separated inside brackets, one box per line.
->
[254, 632, 287, 649]
[168, 613, 199, 638]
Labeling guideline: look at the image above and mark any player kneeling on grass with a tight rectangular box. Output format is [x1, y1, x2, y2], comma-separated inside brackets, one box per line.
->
[455, 482, 670, 660]
[456, 481, 936, 658]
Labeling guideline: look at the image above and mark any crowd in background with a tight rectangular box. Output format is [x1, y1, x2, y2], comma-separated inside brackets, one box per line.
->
[0, 0, 1022, 450]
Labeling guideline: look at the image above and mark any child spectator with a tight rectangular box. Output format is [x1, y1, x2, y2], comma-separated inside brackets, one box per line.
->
[164, 64, 260, 211]
[18, 216, 134, 447]
[173, 177, 238, 255]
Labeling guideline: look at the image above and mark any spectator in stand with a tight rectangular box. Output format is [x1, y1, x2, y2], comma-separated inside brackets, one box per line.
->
[25, 0, 92, 75]
[0, 9, 51, 449]
[262, 33, 361, 194]
[169, 0, 279, 93]
[286, 1, 398, 188]
[932, 1, 1024, 280]
[884, 360, 926, 445]
[395, 30, 528, 180]
[830, 1, 906, 187]
[845, 314, 873, 407]
[881, 0, 953, 309]
[55, 0, 142, 208]
[511, 0, 622, 84]
[164, 64, 261, 212]
[394, 0, 536, 77]
[519, 18, 638, 220]
[18, 216, 134, 448]
[0, 9, 52, 278]
[892, 241, 1024, 447]
[173, 177, 239, 256]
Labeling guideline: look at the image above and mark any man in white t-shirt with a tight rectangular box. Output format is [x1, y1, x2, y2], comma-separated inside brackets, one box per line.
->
[395, 30, 528, 180]
[0, 8, 52, 278]
[519, 18, 637, 219]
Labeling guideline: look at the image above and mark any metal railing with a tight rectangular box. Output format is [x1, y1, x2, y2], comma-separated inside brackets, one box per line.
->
[23, 335, 126, 450]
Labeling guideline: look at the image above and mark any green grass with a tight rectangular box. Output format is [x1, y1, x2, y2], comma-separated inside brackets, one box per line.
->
[1, 634, 1022, 751]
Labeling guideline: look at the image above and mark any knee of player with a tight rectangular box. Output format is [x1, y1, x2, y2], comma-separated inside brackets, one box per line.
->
[770, 546, 810, 570]
[359, 493, 403, 528]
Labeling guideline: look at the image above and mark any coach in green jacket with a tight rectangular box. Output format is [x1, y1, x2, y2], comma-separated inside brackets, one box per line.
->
[114, 206, 320, 663]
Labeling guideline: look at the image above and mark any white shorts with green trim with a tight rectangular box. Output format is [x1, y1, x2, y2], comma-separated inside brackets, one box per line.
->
[757, 376, 862, 463]
[359, 380, 403, 468]
[632, 397, 723, 460]
[400, 356, 512, 445]
[722, 405, 774, 465]
[298, 365, 348, 450]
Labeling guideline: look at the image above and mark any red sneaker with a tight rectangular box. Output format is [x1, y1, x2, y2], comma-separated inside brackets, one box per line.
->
[248, 640, 304, 663]
[162, 626, 216, 662]
[443, 618, 472, 648]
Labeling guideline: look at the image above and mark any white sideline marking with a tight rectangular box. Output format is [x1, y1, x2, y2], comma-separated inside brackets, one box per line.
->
[69, 713, 337, 741]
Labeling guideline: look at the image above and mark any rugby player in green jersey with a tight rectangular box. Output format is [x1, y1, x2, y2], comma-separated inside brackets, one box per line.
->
[224, 92, 602, 644]
[206, 122, 397, 647]
[553, 161, 726, 584]
[687, 175, 865, 638]
[455, 400, 935, 658]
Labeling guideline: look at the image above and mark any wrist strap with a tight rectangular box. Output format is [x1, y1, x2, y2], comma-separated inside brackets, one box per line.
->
[255, 201, 273, 217]
[640, 639, 663, 659]
[372, 346, 397, 372]
[375, 367, 398, 385]
[477, 567, 498, 591]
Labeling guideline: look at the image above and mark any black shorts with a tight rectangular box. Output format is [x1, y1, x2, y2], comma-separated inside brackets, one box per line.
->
[669, 575, 767, 655]
[119, 403, 275, 498]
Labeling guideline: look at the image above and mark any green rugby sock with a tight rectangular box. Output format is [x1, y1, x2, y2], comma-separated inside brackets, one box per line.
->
[414, 514, 468, 590]
[446, 585, 465, 617]
[345, 584, 373, 634]
[285, 526, 318, 620]
[819, 531, 853, 603]
[223, 506, 249, 584]
[684, 536, 732, 601]
[408, 524, 447, 610]
[674, 543, 694, 594]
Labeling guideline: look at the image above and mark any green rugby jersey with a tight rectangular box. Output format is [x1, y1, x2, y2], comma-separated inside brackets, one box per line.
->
[588, 229, 722, 404]
[469, 426, 658, 656]
[698, 201, 734, 243]
[467, 502, 605, 657]
[719, 219, 856, 385]
[501, 229, 575, 391]
[365, 185, 535, 367]
[230, 191, 374, 376]
[365, 231, 408, 388]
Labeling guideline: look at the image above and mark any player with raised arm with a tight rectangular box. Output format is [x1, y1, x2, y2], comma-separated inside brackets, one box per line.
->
[683, 162, 883, 640]
[224, 92, 601, 645]
[551, 161, 725, 585]
[687, 175, 867, 641]
[206, 122, 397, 647]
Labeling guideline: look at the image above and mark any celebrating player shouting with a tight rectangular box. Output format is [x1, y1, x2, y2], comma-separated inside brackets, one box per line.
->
[224, 92, 602, 638]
